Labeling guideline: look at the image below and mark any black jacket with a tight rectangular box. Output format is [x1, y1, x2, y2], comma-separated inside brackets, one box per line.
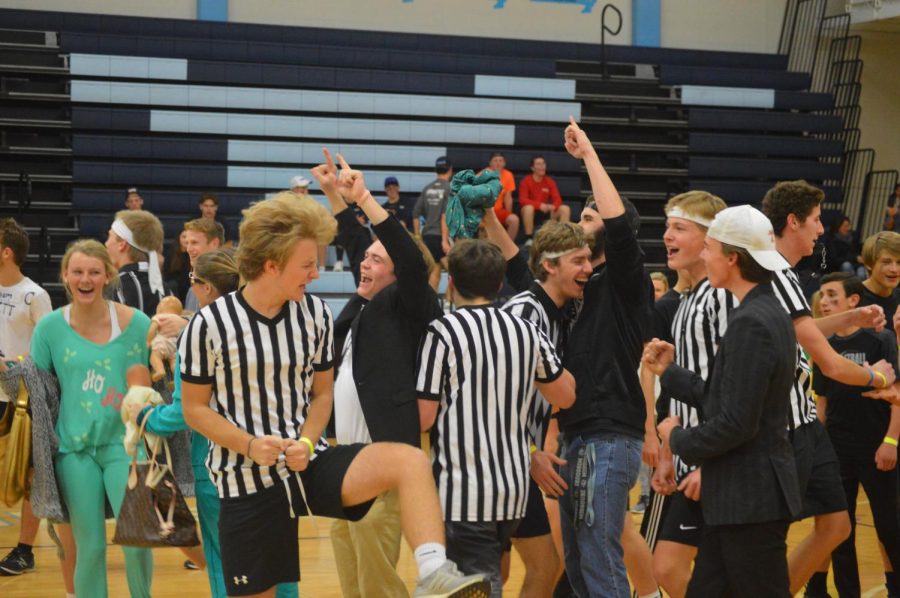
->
[557, 213, 653, 439]
[666, 284, 802, 526]
[333, 210, 441, 446]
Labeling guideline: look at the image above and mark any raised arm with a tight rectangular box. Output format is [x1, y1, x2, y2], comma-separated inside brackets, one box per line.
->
[564, 116, 624, 220]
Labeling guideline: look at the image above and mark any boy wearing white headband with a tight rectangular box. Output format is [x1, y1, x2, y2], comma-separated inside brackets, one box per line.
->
[105, 210, 167, 316]
[645, 204, 801, 597]
[648, 191, 729, 598]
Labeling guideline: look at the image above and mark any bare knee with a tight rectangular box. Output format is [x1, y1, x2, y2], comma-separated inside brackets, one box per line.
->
[815, 511, 851, 545]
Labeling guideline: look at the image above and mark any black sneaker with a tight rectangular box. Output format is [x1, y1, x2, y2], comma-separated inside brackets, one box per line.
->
[183, 559, 200, 570]
[0, 546, 35, 575]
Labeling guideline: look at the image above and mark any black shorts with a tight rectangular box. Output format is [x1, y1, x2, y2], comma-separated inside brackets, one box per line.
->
[511, 479, 551, 539]
[446, 519, 521, 595]
[219, 444, 372, 596]
[792, 419, 848, 519]
[657, 490, 704, 547]
[423, 234, 445, 263]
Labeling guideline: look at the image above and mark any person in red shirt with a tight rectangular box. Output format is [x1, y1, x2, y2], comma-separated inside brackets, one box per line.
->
[484, 153, 520, 242]
[520, 156, 571, 245]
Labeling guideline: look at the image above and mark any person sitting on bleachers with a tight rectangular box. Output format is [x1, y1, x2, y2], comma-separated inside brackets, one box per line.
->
[105, 209, 168, 316]
[381, 176, 414, 229]
[482, 152, 520, 243]
[824, 213, 864, 277]
[125, 187, 144, 211]
[519, 156, 571, 246]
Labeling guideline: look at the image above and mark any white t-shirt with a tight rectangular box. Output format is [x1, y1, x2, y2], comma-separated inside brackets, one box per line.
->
[0, 276, 51, 402]
[0, 276, 51, 362]
[333, 330, 372, 445]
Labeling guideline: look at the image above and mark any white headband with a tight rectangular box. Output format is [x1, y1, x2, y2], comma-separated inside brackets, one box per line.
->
[540, 246, 587, 262]
[111, 219, 164, 296]
[666, 206, 712, 228]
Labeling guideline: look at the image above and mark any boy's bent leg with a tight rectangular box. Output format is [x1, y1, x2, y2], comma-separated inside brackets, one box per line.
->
[350, 491, 406, 598]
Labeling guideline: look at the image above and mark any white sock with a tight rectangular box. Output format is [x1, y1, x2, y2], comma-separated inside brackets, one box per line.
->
[639, 591, 661, 598]
[414, 542, 446, 579]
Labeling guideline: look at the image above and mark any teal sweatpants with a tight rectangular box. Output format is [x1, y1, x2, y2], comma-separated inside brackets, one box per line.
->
[194, 468, 298, 598]
[56, 444, 153, 598]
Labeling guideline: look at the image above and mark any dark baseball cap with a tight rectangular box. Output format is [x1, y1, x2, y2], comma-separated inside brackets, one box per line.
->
[384, 176, 399, 187]
[435, 156, 452, 170]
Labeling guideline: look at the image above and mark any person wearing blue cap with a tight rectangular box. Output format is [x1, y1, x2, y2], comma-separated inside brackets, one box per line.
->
[381, 176, 414, 229]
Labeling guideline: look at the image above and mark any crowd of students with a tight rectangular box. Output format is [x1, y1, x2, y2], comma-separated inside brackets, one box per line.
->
[0, 117, 898, 598]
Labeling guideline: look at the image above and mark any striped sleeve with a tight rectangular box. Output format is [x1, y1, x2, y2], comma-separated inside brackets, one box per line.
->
[771, 268, 810, 319]
[533, 327, 563, 383]
[311, 298, 334, 371]
[416, 324, 448, 400]
[179, 312, 216, 384]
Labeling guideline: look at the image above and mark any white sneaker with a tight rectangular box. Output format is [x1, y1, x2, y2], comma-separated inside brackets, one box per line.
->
[412, 560, 490, 598]
[333, 261, 344, 272]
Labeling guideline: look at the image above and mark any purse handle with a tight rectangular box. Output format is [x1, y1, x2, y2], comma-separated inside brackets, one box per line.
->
[128, 408, 181, 539]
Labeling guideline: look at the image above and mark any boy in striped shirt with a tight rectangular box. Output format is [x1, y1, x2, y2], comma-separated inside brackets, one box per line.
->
[417, 239, 576, 597]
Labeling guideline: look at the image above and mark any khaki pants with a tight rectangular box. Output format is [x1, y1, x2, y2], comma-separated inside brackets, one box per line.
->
[330, 490, 407, 598]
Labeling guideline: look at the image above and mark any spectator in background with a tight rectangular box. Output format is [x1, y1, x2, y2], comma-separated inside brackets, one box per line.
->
[165, 229, 191, 302]
[824, 213, 864, 276]
[125, 187, 143, 211]
[381, 176, 414, 229]
[883, 183, 900, 231]
[519, 156, 571, 245]
[291, 175, 312, 197]
[182, 218, 224, 312]
[198, 193, 219, 220]
[414, 156, 453, 271]
[650, 271, 670, 301]
[105, 209, 167, 316]
[483, 152, 520, 243]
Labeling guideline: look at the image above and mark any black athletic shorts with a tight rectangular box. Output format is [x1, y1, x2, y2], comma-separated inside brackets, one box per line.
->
[219, 444, 372, 596]
[657, 490, 704, 547]
[792, 419, 848, 519]
[511, 479, 551, 539]
[423, 234, 445, 263]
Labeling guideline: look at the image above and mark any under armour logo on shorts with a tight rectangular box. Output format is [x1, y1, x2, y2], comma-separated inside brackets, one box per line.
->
[234, 575, 249, 585]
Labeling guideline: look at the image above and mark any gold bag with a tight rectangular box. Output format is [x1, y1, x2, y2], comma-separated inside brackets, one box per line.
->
[0, 380, 32, 507]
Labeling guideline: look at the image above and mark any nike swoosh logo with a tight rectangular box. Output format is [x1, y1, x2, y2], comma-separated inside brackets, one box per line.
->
[679, 524, 698, 531]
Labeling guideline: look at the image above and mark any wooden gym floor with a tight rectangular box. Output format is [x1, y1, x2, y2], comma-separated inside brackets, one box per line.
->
[0, 485, 891, 597]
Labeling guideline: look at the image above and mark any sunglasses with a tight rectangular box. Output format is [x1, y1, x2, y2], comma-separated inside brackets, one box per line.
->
[189, 271, 207, 286]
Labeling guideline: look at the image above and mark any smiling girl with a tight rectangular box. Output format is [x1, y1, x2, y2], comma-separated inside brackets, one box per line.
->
[30, 239, 153, 598]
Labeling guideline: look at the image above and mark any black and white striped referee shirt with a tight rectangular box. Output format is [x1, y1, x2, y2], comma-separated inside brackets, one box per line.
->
[669, 278, 736, 482]
[179, 290, 334, 499]
[416, 305, 563, 522]
[771, 267, 817, 429]
[502, 283, 571, 451]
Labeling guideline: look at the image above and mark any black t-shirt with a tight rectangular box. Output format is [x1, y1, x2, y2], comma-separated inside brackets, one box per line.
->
[812, 328, 897, 453]
[652, 288, 681, 342]
[381, 199, 414, 229]
[858, 284, 900, 322]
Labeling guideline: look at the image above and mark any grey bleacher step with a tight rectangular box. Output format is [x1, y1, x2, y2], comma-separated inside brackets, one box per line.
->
[593, 141, 688, 153]
[307, 271, 448, 295]
[0, 173, 72, 183]
[3, 90, 70, 101]
[579, 115, 687, 128]
[577, 92, 679, 105]
[0, 64, 68, 74]
[3, 146, 72, 156]
[0, 117, 71, 128]
[601, 166, 688, 176]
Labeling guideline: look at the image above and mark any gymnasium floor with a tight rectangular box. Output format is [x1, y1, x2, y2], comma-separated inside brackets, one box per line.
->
[0, 487, 890, 597]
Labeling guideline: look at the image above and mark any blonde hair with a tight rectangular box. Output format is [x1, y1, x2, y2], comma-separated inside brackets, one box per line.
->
[664, 191, 727, 229]
[528, 221, 589, 282]
[237, 196, 336, 281]
[194, 248, 241, 296]
[270, 190, 317, 205]
[861, 231, 900, 271]
[650, 271, 670, 293]
[60, 239, 119, 299]
[114, 209, 164, 262]
[184, 217, 225, 245]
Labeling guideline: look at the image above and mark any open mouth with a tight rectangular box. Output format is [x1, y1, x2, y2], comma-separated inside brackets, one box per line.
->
[359, 274, 372, 284]
[666, 246, 680, 259]
[76, 287, 95, 298]
[574, 278, 588, 289]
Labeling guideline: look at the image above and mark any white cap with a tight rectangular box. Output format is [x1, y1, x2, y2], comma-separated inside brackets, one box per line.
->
[290, 175, 310, 189]
[707, 205, 790, 272]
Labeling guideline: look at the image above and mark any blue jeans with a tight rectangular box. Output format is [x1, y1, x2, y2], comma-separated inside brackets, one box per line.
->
[559, 433, 642, 598]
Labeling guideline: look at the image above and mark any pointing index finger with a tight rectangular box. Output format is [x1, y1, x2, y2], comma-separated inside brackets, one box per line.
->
[336, 153, 351, 172]
[322, 148, 335, 170]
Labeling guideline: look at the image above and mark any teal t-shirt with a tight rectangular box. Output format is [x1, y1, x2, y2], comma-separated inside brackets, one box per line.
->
[31, 306, 151, 454]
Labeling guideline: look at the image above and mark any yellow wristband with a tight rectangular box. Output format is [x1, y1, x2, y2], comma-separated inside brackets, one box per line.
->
[299, 436, 316, 454]
[529, 444, 538, 454]
[884, 436, 899, 447]
[875, 371, 888, 388]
